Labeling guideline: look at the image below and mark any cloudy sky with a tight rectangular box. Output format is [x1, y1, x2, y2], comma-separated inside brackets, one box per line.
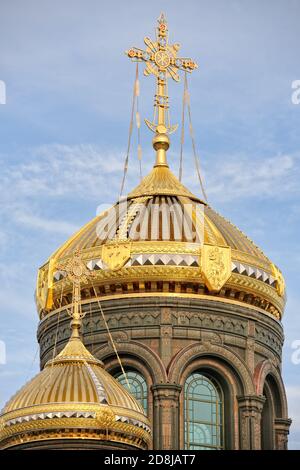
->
[0, 0, 300, 448]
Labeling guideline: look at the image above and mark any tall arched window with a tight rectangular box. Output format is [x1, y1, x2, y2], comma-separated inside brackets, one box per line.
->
[185, 372, 224, 450]
[261, 384, 274, 449]
[115, 369, 148, 414]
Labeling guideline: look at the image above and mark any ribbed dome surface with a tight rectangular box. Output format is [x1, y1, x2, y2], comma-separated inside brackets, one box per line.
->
[0, 333, 151, 449]
[3, 360, 144, 415]
[35, 164, 285, 321]
[54, 196, 269, 266]
[128, 165, 199, 199]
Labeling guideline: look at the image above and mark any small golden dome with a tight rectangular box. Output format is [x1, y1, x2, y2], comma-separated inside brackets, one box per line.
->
[0, 326, 151, 450]
[128, 165, 199, 199]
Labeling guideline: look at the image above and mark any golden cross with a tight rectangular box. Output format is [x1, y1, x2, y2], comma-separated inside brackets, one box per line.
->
[126, 13, 198, 139]
[56, 250, 95, 336]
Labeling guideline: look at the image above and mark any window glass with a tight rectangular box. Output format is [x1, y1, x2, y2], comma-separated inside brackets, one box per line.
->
[115, 370, 148, 414]
[184, 372, 223, 450]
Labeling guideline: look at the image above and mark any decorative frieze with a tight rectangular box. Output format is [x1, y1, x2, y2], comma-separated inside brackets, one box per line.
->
[255, 325, 282, 355]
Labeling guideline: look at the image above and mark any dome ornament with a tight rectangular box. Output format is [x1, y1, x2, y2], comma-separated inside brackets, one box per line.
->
[56, 249, 95, 339]
[101, 241, 131, 271]
[56, 250, 132, 389]
[201, 244, 232, 292]
[271, 263, 285, 297]
[126, 12, 198, 167]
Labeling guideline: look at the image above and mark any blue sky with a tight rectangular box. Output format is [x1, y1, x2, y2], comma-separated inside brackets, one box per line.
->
[0, 0, 300, 448]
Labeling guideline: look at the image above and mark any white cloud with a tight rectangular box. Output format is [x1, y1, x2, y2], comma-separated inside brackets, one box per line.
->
[0, 144, 299, 239]
[0, 143, 134, 236]
[13, 210, 78, 235]
[182, 152, 299, 203]
[1, 144, 124, 202]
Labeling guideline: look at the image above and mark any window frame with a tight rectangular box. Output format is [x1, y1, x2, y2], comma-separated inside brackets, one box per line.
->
[115, 369, 148, 414]
[184, 372, 224, 450]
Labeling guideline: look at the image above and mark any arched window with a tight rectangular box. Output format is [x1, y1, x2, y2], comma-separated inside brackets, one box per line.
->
[184, 372, 224, 450]
[261, 383, 274, 449]
[115, 370, 148, 414]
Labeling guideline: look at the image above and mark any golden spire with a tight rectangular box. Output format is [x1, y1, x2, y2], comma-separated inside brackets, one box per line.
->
[126, 13, 198, 167]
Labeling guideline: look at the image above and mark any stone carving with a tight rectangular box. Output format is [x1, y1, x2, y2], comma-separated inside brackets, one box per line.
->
[238, 396, 265, 449]
[202, 332, 223, 344]
[95, 340, 168, 383]
[174, 311, 247, 336]
[161, 326, 172, 337]
[168, 342, 255, 394]
[255, 326, 282, 355]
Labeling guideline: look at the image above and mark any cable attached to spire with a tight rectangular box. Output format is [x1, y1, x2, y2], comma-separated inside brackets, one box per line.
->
[180, 73, 208, 203]
[119, 63, 141, 197]
[179, 72, 188, 181]
[90, 281, 131, 390]
[53, 250, 131, 390]
[135, 68, 143, 181]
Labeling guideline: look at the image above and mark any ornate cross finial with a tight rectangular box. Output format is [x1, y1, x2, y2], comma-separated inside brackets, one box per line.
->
[126, 13, 198, 167]
[56, 250, 95, 339]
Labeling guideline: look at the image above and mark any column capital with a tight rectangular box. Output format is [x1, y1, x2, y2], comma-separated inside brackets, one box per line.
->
[151, 383, 182, 399]
[274, 417, 292, 426]
[237, 394, 266, 412]
[274, 418, 292, 450]
[151, 383, 182, 449]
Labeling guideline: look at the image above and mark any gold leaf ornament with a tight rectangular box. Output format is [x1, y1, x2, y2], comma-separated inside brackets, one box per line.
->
[201, 244, 232, 292]
[102, 242, 131, 271]
[271, 263, 285, 297]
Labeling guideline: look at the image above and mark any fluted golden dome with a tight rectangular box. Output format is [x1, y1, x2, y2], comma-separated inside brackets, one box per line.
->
[35, 12, 286, 325]
[0, 323, 151, 450]
[34, 16, 285, 323]
[35, 162, 285, 323]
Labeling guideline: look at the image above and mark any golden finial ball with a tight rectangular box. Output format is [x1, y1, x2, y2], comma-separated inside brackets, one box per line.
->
[152, 132, 170, 151]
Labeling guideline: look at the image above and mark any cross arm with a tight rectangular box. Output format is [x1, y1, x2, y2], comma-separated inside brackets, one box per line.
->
[126, 47, 153, 63]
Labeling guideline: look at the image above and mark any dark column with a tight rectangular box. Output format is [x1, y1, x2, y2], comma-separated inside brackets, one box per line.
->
[152, 384, 182, 450]
[237, 395, 266, 449]
[274, 418, 292, 450]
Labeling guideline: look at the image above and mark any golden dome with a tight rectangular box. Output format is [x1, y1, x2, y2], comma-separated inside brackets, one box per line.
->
[3, 13, 286, 451]
[35, 15, 285, 323]
[35, 162, 285, 323]
[0, 322, 151, 449]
